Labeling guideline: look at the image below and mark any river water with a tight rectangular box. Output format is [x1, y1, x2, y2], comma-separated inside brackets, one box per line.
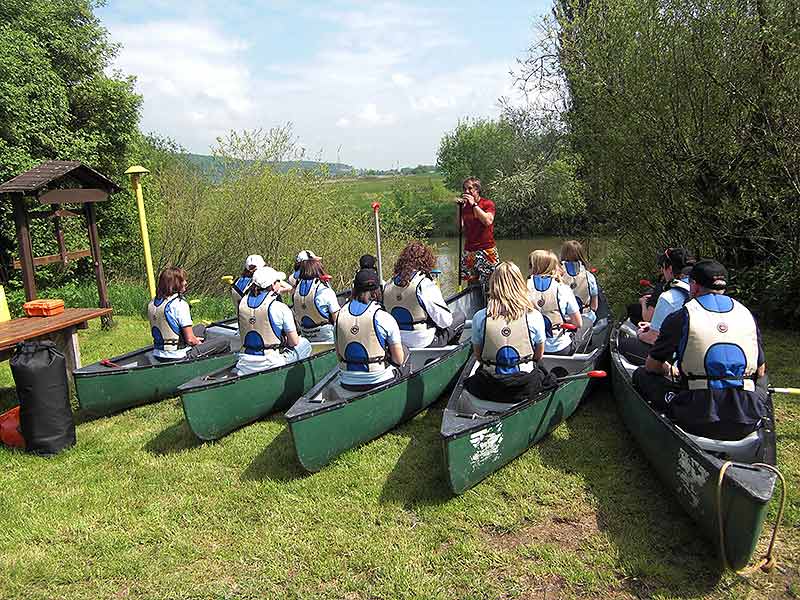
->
[428, 237, 607, 296]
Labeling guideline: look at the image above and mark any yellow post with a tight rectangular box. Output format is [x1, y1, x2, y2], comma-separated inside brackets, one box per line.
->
[0, 285, 10, 322]
[125, 165, 156, 299]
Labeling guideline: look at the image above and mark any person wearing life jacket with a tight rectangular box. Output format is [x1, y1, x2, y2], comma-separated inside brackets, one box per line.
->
[148, 267, 230, 361]
[619, 247, 695, 366]
[527, 250, 586, 355]
[465, 261, 553, 402]
[383, 241, 465, 348]
[633, 260, 768, 440]
[291, 255, 340, 342]
[230, 254, 265, 312]
[335, 268, 405, 391]
[560, 240, 599, 323]
[286, 249, 320, 291]
[234, 266, 312, 376]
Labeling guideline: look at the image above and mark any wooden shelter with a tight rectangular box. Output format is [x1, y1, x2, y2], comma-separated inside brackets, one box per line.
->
[0, 161, 120, 325]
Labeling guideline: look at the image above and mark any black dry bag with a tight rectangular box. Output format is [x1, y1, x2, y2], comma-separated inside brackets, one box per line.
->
[10, 341, 75, 456]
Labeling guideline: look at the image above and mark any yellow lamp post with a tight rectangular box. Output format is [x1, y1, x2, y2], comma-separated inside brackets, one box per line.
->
[124, 165, 156, 299]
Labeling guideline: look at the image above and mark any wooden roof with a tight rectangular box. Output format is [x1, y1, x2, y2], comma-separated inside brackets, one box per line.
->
[0, 161, 121, 195]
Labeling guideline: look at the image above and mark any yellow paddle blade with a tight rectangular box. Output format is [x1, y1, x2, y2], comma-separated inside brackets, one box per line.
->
[189, 298, 201, 305]
[221, 275, 234, 285]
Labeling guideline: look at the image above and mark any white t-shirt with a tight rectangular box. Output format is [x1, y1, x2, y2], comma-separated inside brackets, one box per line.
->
[338, 301, 403, 387]
[152, 297, 192, 360]
[527, 276, 581, 353]
[397, 276, 453, 348]
[235, 300, 299, 373]
[297, 283, 341, 342]
[471, 308, 546, 373]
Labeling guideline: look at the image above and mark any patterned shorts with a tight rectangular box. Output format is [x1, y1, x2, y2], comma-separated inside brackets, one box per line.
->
[461, 246, 500, 287]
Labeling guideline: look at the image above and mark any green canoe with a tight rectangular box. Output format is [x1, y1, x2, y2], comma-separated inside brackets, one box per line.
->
[75, 337, 238, 417]
[610, 323, 779, 571]
[286, 285, 485, 472]
[178, 344, 337, 441]
[441, 314, 611, 494]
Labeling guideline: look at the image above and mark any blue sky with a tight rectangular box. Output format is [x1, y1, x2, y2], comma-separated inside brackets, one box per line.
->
[98, 1, 552, 169]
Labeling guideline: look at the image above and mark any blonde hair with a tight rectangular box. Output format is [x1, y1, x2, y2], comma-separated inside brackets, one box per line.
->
[560, 240, 590, 266]
[487, 262, 535, 321]
[529, 250, 562, 281]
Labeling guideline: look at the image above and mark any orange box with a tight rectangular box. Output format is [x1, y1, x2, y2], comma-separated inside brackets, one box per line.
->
[23, 299, 65, 317]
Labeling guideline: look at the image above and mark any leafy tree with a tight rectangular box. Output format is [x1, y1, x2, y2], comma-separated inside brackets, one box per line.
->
[539, 0, 800, 322]
[0, 0, 141, 287]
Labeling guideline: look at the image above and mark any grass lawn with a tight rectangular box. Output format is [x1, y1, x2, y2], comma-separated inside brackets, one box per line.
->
[0, 318, 797, 599]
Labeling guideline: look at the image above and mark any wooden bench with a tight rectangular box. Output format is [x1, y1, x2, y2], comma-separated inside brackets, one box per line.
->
[0, 308, 113, 375]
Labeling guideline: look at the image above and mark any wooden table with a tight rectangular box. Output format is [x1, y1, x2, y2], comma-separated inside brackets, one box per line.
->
[0, 308, 113, 373]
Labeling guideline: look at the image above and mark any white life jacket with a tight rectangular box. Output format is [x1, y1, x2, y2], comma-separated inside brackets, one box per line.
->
[292, 278, 330, 331]
[678, 295, 759, 391]
[238, 291, 283, 355]
[384, 271, 432, 332]
[561, 261, 591, 311]
[479, 312, 537, 375]
[148, 294, 186, 351]
[528, 276, 565, 338]
[230, 276, 252, 312]
[335, 300, 388, 373]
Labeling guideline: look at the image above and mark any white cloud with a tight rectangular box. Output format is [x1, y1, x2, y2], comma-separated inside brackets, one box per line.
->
[106, 3, 535, 168]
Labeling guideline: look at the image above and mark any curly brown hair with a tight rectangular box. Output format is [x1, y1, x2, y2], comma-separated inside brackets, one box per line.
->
[393, 241, 436, 287]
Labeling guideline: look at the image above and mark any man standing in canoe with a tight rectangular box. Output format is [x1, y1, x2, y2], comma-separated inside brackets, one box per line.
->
[456, 177, 498, 290]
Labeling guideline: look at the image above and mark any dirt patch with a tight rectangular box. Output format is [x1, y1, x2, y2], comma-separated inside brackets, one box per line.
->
[517, 574, 567, 599]
[483, 514, 600, 552]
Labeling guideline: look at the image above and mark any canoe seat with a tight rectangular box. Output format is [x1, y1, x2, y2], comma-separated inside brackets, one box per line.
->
[678, 427, 762, 463]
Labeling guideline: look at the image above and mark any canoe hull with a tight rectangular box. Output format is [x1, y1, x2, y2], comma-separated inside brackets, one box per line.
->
[289, 343, 472, 472]
[444, 375, 595, 494]
[180, 350, 338, 441]
[75, 351, 237, 416]
[609, 323, 776, 570]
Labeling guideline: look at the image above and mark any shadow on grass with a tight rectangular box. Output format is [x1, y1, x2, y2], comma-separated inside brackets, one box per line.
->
[144, 418, 204, 455]
[378, 399, 453, 509]
[241, 422, 308, 483]
[537, 388, 721, 596]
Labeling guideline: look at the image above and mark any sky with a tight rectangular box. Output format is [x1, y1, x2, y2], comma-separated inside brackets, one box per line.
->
[98, 1, 552, 170]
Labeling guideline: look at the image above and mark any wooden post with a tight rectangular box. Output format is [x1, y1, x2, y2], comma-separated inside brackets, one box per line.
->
[11, 194, 36, 301]
[53, 204, 68, 266]
[84, 203, 113, 328]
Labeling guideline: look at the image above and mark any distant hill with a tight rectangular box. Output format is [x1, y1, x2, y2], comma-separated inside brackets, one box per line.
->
[182, 153, 356, 178]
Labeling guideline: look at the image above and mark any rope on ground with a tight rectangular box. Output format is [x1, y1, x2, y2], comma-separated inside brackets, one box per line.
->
[716, 460, 787, 575]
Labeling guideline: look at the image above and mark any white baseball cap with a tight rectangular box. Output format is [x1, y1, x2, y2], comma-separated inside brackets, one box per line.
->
[252, 266, 286, 288]
[295, 250, 321, 262]
[244, 254, 266, 270]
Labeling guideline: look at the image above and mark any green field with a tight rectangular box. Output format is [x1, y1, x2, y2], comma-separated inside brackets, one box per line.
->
[0, 317, 797, 600]
[334, 174, 460, 237]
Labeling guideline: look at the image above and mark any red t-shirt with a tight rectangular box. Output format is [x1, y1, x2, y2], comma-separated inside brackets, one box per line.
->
[462, 197, 496, 251]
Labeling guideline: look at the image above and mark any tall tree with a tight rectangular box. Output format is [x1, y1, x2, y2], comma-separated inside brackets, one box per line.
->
[0, 0, 141, 286]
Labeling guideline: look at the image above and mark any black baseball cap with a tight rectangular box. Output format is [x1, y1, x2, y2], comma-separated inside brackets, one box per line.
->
[353, 268, 380, 293]
[359, 254, 377, 270]
[690, 259, 727, 290]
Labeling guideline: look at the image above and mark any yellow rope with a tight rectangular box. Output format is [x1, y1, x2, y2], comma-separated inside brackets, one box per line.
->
[716, 460, 787, 575]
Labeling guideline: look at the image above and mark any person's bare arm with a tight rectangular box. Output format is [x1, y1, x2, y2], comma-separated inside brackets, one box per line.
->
[533, 342, 544, 362]
[285, 330, 301, 348]
[590, 295, 599, 312]
[328, 309, 339, 325]
[389, 342, 405, 366]
[472, 344, 482, 361]
[472, 203, 494, 226]
[566, 310, 583, 329]
[638, 325, 660, 345]
[182, 325, 202, 345]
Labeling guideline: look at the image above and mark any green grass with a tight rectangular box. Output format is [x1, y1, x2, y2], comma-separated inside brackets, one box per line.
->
[0, 319, 797, 599]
